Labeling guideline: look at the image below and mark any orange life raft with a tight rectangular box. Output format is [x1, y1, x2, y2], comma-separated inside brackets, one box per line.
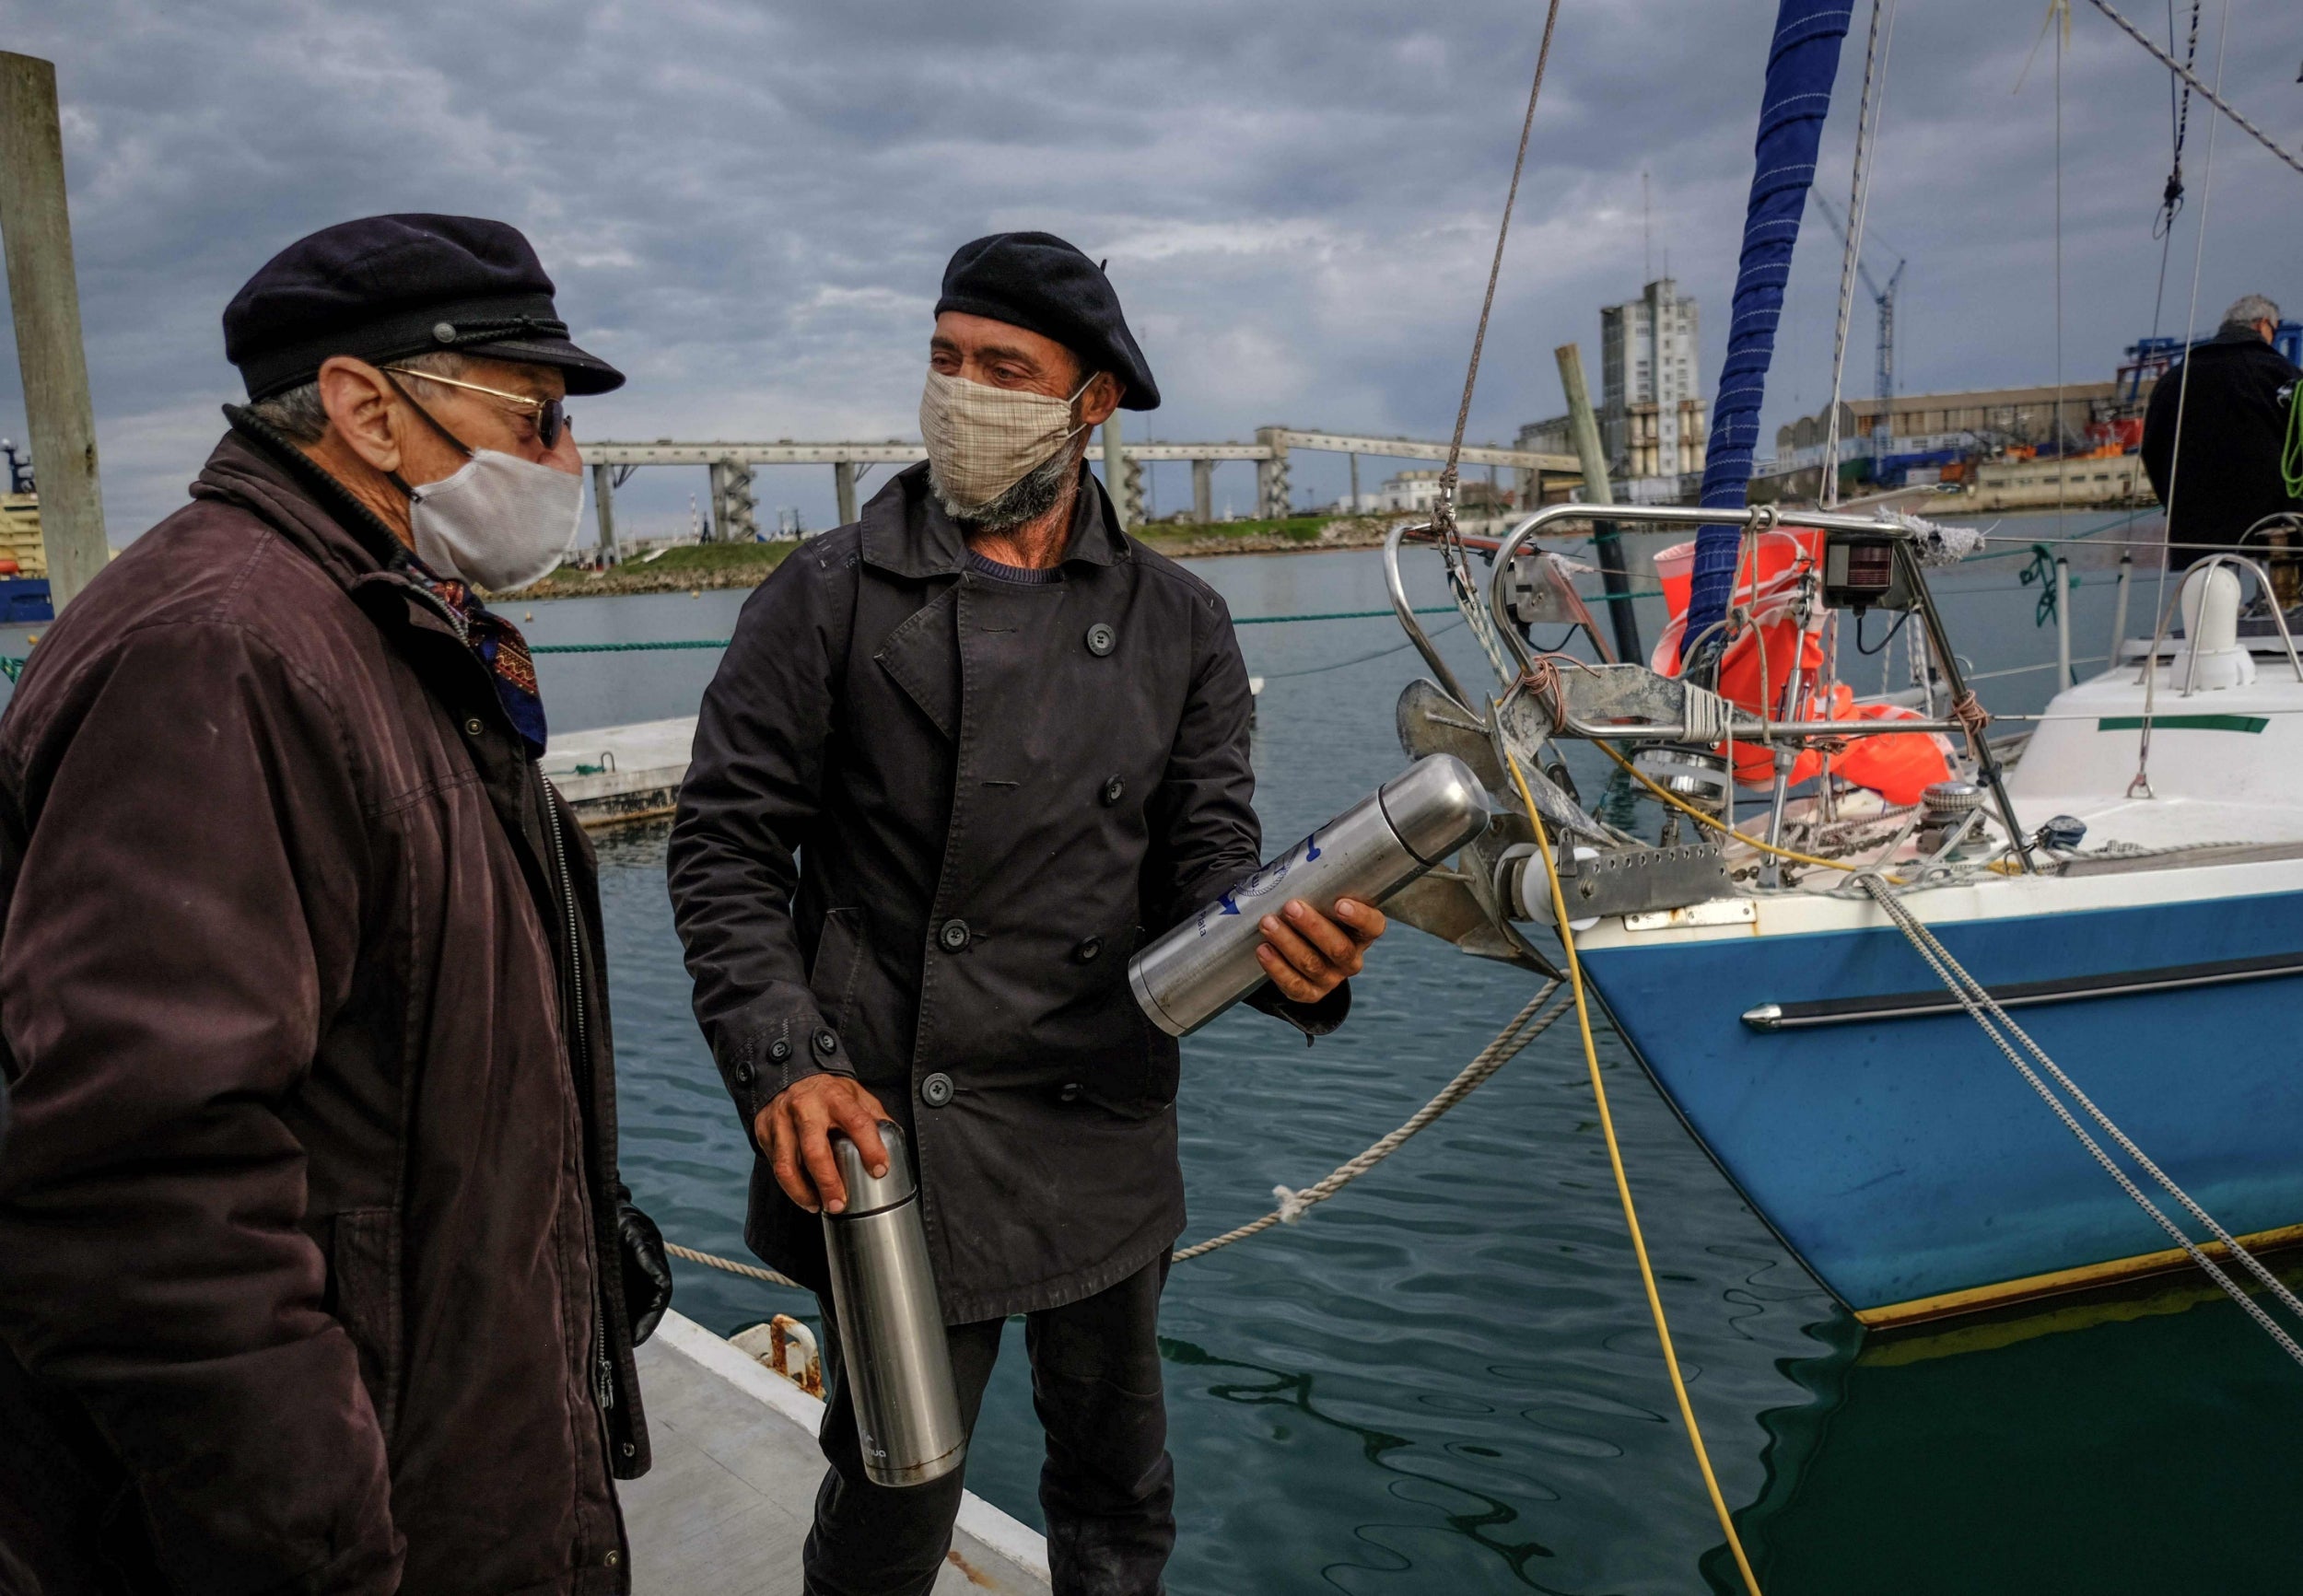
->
[1649, 532, 1952, 805]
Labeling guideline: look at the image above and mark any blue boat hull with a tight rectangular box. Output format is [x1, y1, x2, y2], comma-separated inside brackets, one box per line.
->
[1575, 891, 2303, 1318]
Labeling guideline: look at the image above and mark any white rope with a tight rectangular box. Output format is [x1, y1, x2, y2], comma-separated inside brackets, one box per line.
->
[1680, 682, 1732, 744]
[1172, 985, 1570, 1262]
[1856, 877, 2303, 1366]
[661, 995, 1574, 1287]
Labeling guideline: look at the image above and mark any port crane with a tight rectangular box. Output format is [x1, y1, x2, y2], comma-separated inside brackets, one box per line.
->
[1809, 192, 1907, 463]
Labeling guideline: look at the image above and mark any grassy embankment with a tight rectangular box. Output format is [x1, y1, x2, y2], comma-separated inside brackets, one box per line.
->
[520, 514, 1388, 598]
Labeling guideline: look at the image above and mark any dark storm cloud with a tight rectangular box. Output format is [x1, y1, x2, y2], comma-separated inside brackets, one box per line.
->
[0, 0, 2295, 535]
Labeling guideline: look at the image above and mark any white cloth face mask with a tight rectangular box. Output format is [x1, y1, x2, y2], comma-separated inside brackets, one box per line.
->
[407, 449, 585, 592]
[918, 369, 1091, 513]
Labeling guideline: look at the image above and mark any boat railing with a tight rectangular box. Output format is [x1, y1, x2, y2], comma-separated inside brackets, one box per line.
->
[2132, 551, 2303, 693]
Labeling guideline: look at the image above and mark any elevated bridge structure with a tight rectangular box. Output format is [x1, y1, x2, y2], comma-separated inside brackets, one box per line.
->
[582, 426, 1578, 547]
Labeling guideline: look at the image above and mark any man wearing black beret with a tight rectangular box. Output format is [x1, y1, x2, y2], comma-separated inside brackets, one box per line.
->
[0, 214, 669, 1593]
[671, 231, 1388, 1593]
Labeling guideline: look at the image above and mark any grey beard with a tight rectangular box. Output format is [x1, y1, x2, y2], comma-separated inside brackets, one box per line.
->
[931, 444, 1079, 530]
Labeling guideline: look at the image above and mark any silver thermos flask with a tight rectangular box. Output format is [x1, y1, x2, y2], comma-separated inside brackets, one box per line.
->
[1128, 753, 1492, 1037]
[821, 1122, 967, 1487]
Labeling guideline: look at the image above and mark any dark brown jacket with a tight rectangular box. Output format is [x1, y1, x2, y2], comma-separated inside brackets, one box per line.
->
[668, 464, 1340, 1324]
[0, 420, 647, 1595]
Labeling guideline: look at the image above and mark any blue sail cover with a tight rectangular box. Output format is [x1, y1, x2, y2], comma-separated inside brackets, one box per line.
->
[1682, 0, 1853, 662]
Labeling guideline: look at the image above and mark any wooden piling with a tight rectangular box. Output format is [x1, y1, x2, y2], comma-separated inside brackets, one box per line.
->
[0, 52, 106, 611]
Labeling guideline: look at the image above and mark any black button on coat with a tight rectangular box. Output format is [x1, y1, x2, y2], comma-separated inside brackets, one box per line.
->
[669, 463, 1343, 1322]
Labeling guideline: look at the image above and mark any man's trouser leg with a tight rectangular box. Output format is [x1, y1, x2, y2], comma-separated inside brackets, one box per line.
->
[1027, 1259, 1175, 1596]
[804, 1257, 1176, 1596]
[803, 1298, 1001, 1596]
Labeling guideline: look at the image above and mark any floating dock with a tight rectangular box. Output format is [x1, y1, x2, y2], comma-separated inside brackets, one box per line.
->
[547, 682, 1264, 830]
[622, 1312, 1050, 1594]
[543, 716, 696, 827]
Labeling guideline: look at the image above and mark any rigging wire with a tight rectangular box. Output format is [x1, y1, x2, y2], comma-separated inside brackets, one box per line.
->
[2085, 0, 2303, 178]
[2130, 0, 2231, 798]
[2148, 0, 2201, 307]
[1820, 0, 1898, 507]
[1508, 747, 1764, 1596]
[1433, 0, 1565, 694]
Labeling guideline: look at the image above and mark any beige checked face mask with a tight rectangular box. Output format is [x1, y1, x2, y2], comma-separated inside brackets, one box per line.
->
[918, 369, 1093, 514]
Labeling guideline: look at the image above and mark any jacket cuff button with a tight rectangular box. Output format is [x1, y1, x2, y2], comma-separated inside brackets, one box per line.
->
[769, 1039, 792, 1063]
[921, 1072, 954, 1108]
[813, 1028, 838, 1056]
[732, 1061, 754, 1086]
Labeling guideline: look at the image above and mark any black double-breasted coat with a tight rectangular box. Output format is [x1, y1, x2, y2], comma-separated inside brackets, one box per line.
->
[668, 462, 1341, 1322]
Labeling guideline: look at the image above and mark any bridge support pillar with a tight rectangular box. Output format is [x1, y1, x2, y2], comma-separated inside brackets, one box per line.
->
[834, 460, 858, 527]
[1254, 427, 1290, 519]
[1190, 459, 1212, 523]
[708, 460, 756, 543]
[591, 462, 616, 556]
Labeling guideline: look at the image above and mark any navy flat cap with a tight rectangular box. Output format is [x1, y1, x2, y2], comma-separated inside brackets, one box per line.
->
[935, 232, 1159, 411]
[224, 214, 625, 402]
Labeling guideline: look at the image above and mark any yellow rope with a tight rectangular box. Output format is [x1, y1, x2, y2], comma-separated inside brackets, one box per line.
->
[1506, 745, 1766, 1596]
[1591, 732, 1859, 874]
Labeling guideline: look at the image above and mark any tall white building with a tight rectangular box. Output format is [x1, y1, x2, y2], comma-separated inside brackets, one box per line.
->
[1598, 278, 1707, 480]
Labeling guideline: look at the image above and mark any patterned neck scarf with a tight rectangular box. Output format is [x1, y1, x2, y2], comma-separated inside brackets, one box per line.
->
[404, 557, 548, 760]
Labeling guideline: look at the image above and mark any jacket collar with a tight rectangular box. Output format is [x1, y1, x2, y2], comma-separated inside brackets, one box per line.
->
[858, 460, 1128, 579]
[193, 409, 469, 647]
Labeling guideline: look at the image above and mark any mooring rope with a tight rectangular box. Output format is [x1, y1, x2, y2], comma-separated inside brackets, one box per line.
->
[1506, 744, 1765, 1596]
[665, 1241, 801, 1288]
[1854, 874, 2303, 1368]
[661, 986, 1572, 1286]
[1171, 984, 1570, 1263]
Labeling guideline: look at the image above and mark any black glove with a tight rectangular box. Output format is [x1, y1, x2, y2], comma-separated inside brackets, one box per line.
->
[614, 1184, 673, 1346]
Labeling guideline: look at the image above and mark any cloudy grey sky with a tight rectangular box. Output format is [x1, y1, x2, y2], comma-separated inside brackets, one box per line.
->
[2, 0, 2297, 540]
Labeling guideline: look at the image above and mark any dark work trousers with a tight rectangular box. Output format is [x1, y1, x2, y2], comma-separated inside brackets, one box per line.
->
[804, 1255, 1176, 1596]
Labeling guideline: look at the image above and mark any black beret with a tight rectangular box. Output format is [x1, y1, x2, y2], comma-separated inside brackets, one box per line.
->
[935, 232, 1159, 411]
[223, 214, 625, 402]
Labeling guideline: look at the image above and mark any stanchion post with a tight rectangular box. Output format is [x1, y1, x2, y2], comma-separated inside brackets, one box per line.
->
[2055, 556, 2072, 685]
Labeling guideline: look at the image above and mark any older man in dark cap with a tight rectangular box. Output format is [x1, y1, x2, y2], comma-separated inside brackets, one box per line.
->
[670, 232, 1387, 1594]
[0, 214, 669, 1594]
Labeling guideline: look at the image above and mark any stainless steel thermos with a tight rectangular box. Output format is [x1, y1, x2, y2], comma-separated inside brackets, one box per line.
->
[821, 1122, 966, 1487]
[1128, 752, 1492, 1037]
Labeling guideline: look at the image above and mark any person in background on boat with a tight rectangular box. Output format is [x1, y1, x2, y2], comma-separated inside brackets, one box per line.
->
[0, 215, 672, 1594]
[2141, 292, 2303, 568]
[668, 230, 1388, 1596]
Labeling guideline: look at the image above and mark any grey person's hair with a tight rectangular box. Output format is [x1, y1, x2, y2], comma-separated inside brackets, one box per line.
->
[245, 349, 471, 443]
[929, 433, 1084, 530]
[2222, 294, 2283, 331]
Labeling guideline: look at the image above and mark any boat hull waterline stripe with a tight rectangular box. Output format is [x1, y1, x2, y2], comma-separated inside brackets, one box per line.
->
[1741, 949, 2303, 1031]
[1856, 1220, 2303, 1328]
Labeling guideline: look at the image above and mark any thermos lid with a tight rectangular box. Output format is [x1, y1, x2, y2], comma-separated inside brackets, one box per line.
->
[1378, 753, 1493, 864]
[830, 1120, 917, 1217]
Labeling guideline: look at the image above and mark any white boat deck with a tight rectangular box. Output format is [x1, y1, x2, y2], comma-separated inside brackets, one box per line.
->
[621, 1314, 1050, 1595]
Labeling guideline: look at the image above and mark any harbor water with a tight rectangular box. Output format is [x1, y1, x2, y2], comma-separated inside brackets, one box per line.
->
[23, 512, 2303, 1591]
